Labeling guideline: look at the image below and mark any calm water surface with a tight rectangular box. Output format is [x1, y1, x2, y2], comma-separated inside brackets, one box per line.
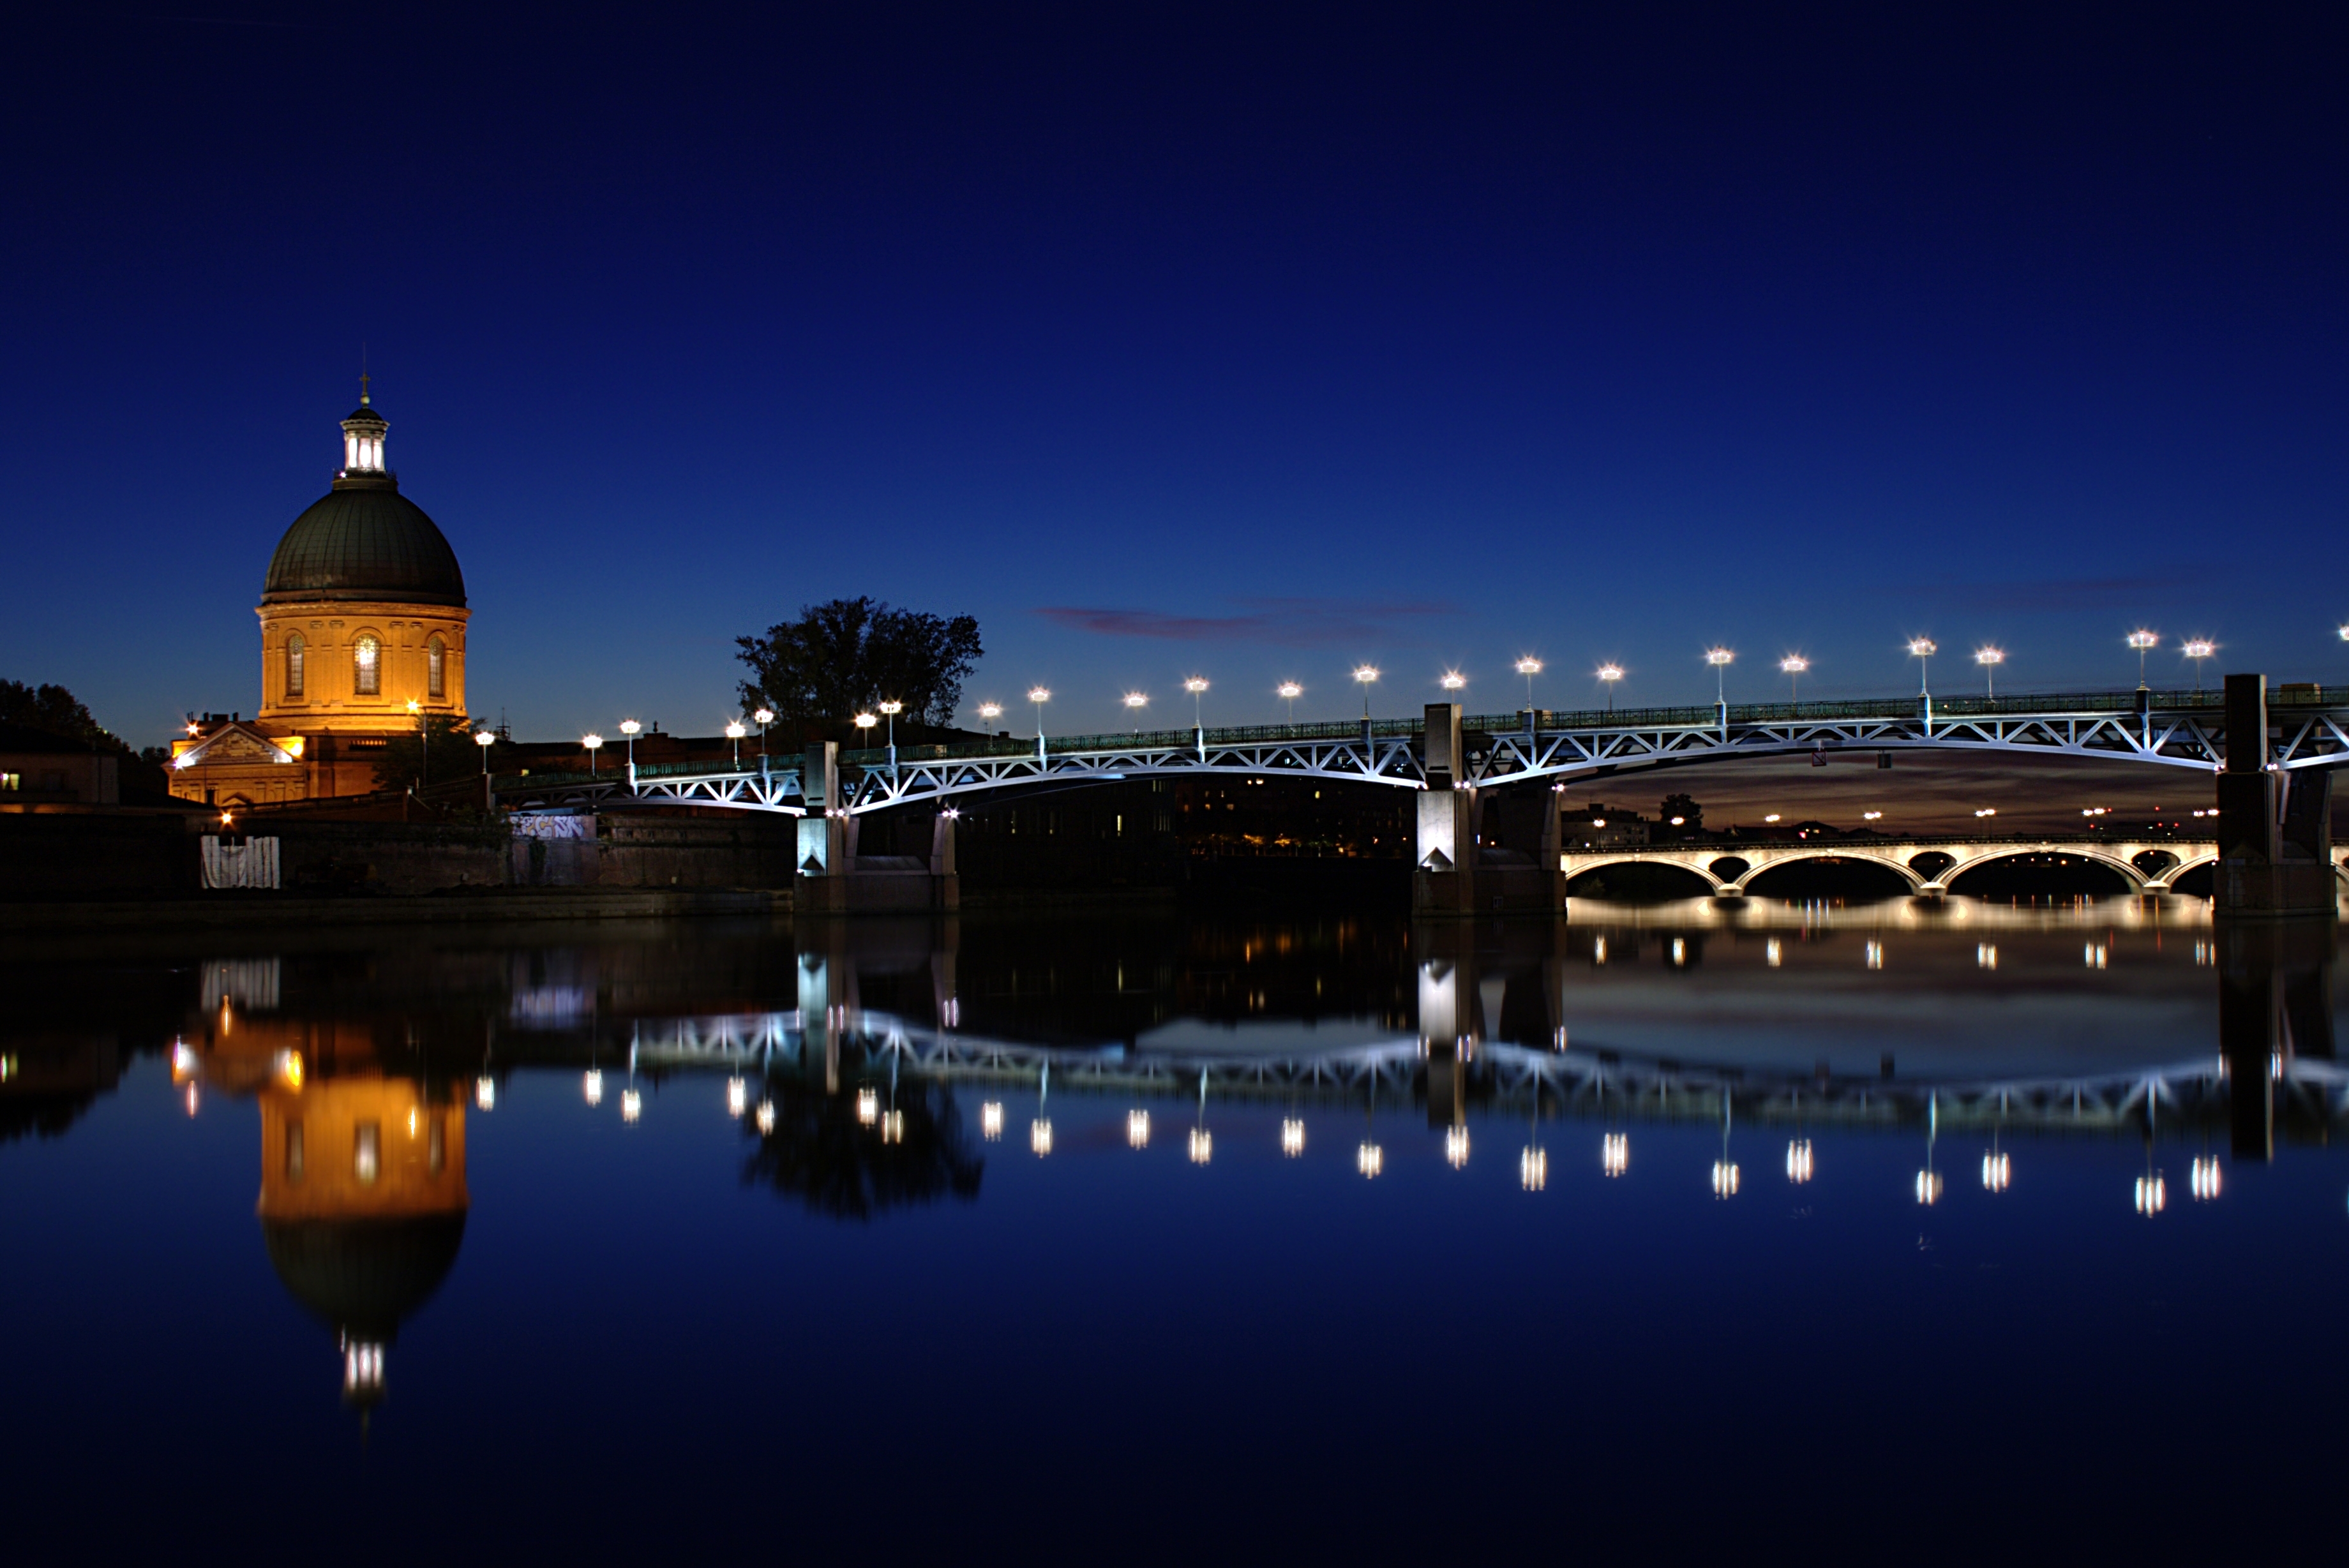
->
[4, 900, 2344, 1561]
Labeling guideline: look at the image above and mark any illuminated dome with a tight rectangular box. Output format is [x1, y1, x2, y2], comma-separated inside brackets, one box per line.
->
[261, 1213, 469, 1342]
[260, 395, 466, 607]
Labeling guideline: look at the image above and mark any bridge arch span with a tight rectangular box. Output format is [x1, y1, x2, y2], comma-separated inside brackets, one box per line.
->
[1939, 845, 2147, 896]
[1729, 847, 1926, 897]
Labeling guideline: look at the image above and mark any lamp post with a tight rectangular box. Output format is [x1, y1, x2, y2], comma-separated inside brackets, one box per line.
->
[474, 726, 495, 774]
[1975, 646, 2004, 697]
[407, 699, 426, 790]
[753, 708, 774, 761]
[582, 733, 603, 775]
[1028, 687, 1050, 760]
[1277, 681, 1302, 724]
[2127, 630, 2158, 690]
[853, 711, 877, 749]
[1515, 656, 1542, 721]
[1184, 676, 1208, 729]
[1596, 663, 1623, 713]
[1705, 647, 1734, 705]
[1353, 665, 1378, 719]
[1907, 638, 1937, 696]
[878, 698, 901, 752]
[2182, 638, 2216, 699]
[725, 719, 747, 769]
[977, 701, 1003, 734]
[1123, 691, 1148, 733]
[1779, 654, 1808, 703]
[619, 718, 641, 772]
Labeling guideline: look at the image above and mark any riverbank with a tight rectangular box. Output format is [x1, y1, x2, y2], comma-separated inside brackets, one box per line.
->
[0, 886, 792, 932]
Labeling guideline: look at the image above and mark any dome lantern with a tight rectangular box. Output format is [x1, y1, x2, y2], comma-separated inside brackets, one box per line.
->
[338, 374, 389, 482]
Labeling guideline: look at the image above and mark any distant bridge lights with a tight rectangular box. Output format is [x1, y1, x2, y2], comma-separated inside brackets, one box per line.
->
[619, 718, 642, 770]
[878, 699, 903, 756]
[1445, 1125, 1471, 1169]
[1028, 687, 1051, 754]
[1520, 1144, 1547, 1191]
[475, 727, 496, 773]
[1974, 646, 2004, 696]
[1974, 807, 1997, 818]
[583, 1068, 603, 1106]
[2190, 1156, 2221, 1201]
[1915, 1168, 1943, 1205]
[1440, 670, 1466, 692]
[1786, 1139, 1814, 1184]
[1779, 654, 1809, 702]
[1514, 655, 1542, 713]
[976, 701, 1003, 729]
[1983, 1149, 2012, 1191]
[1711, 1159, 1740, 1198]
[1030, 1117, 1052, 1157]
[1705, 646, 1734, 703]
[1184, 676, 1208, 728]
[726, 1077, 746, 1118]
[1277, 680, 1303, 722]
[1602, 1131, 1629, 1176]
[2128, 630, 2159, 689]
[753, 708, 774, 761]
[1356, 1140, 1383, 1179]
[1353, 665, 1379, 717]
[2135, 1170, 2166, 1216]
[980, 1101, 1003, 1140]
[581, 733, 603, 773]
[1189, 1126, 1212, 1165]
[1908, 638, 1937, 694]
[1281, 1118, 1305, 1156]
[725, 719, 747, 767]
[1127, 1109, 1150, 1149]
[1123, 691, 1149, 732]
[755, 1099, 776, 1133]
[1596, 663, 1623, 712]
[2182, 638, 2217, 698]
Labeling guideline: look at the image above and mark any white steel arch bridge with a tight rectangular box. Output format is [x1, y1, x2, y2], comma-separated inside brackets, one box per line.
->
[499, 685, 2349, 818]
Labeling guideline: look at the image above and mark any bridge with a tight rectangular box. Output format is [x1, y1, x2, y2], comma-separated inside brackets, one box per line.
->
[497, 675, 2345, 916]
[503, 683, 2349, 817]
[1557, 834, 2255, 897]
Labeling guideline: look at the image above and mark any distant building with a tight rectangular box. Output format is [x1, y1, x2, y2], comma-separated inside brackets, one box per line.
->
[170, 386, 471, 808]
[0, 721, 119, 803]
[1565, 802, 1649, 851]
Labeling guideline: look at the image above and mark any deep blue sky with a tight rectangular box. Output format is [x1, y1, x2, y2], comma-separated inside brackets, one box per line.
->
[4, 4, 2344, 745]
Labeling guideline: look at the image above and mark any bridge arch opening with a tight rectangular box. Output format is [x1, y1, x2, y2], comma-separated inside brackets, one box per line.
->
[1561, 862, 1718, 902]
[1742, 857, 1914, 904]
[1907, 851, 1956, 881]
[2131, 849, 2180, 878]
[1945, 852, 2134, 900]
[1707, 856, 1751, 881]
[2168, 863, 2214, 899]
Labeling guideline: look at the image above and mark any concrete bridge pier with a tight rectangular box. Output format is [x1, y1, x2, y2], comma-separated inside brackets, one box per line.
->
[1416, 927, 1482, 1127]
[795, 931, 857, 1093]
[2216, 674, 2336, 917]
[2217, 921, 2339, 1160]
[1412, 703, 1477, 915]
[795, 742, 960, 914]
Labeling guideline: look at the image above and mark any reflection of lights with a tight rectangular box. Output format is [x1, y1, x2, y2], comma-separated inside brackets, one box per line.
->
[1127, 1109, 1150, 1149]
[1786, 1140, 1813, 1184]
[1670, 938, 1686, 966]
[755, 1100, 776, 1133]
[1189, 1128, 1212, 1164]
[1356, 1141, 1383, 1178]
[1445, 1126, 1470, 1168]
[584, 1070, 603, 1107]
[184, 1083, 200, 1118]
[1978, 943, 1998, 969]
[1030, 1119, 1053, 1156]
[343, 1340, 386, 1396]
[2084, 943, 2108, 969]
[2136, 1174, 2166, 1216]
[1983, 1151, 2011, 1191]
[277, 1050, 304, 1089]
[1916, 1170, 1944, 1204]
[172, 1042, 199, 1080]
[981, 1101, 1003, 1140]
[1711, 1160, 1739, 1197]
[1281, 1118, 1305, 1156]
[620, 1088, 642, 1123]
[1592, 937, 1607, 965]
[726, 1078, 747, 1117]
[2191, 1158, 2221, 1200]
[475, 1077, 495, 1112]
[880, 1109, 904, 1144]
[1520, 1146, 1547, 1191]
[1603, 1132, 1628, 1176]
[1766, 939, 1782, 967]
[857, 1087, 879, 1125]
[1865, 941, 1883, 970]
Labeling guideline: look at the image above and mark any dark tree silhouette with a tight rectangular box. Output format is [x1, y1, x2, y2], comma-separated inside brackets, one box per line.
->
[371, 715, 501, 793]
[736, 597, 982, 728]
[740, 1078, 984, 1220]
[0, 680, 125, 750]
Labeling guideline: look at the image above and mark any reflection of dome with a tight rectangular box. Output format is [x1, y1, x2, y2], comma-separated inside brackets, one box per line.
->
[262, 486, 467, 607]
[262, 1213, 468, 1343]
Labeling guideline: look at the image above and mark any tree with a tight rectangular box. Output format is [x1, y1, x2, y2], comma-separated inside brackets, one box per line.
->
[736, 597, 982, 728]
[371, 714, 497, 793]
[1658, 792, 1702, 828]
[0, 680, 123, 750]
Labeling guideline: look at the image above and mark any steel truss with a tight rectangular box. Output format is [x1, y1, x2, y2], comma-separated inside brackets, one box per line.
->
[499, 692, 2349, 816]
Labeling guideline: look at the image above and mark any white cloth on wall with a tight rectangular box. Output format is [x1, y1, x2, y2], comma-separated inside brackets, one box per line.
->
[509, 814, 594, 840]
[201, 836, 280, 890]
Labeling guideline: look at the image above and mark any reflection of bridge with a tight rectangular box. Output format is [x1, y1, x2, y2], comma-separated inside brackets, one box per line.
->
[502, 685, 2349, 817]
[1562, 835, 2249, 897]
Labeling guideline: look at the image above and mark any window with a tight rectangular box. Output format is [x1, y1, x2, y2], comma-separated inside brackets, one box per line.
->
[285, 633, 305, 699]
[285, 1121, 305, 1181]
[353, 634, 380, 696]
[426, 635, 445, 699]
[354, 1121, 380, 1184]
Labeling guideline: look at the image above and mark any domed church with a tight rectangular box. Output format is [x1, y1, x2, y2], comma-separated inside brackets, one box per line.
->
[170, 384, 472, 803]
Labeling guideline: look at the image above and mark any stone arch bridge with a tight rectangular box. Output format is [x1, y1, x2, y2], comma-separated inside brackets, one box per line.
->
[1557, 837, 2244, 897]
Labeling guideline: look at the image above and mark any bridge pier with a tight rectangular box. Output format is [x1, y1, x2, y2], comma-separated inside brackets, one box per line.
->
[794, 742, 959, 915]
[2215, 674, 2337, 918]
[1413, 705, 1477, 915]
[1416, 927, 1478, 1127]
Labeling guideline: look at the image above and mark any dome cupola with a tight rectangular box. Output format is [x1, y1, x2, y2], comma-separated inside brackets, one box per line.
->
[262, 383, 467, 608]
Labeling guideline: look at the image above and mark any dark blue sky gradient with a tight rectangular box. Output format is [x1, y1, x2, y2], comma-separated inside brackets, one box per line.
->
[4, 4, 2345, 743]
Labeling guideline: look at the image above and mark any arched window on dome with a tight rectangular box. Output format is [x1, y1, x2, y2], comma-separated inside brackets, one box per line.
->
[427, 636, 446, 699]
[354, 634, 381, 697]
[285, 634, 306, 700]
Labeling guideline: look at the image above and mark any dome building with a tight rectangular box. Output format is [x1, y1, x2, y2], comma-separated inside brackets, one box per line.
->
[171, 385, 474, 803]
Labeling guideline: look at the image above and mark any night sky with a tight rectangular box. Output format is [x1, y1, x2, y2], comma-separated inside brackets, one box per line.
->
[4, 5, 2343, 795]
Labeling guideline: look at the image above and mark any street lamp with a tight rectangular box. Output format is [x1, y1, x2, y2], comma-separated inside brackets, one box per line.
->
[753, 707, 774, 760]
[1596, 663, 1623, 713]
[1440, 670, 1466, 692]
[1184, 676, 1208, 729]
[2182, 638, 2216, 699]
[619, 717, 641, 770]
[725, 719, 747, 768]
[1353, 665, 1378, 719]
[474, 727, 496, 774]
[407, 698, 426, 790]
[853, 712, 878, 745]
[2127, 630, 2158, 690]
[1705, 647, 1734, 704]
[878, 699, 902, 753]
[1123, 691, 1149, 731]
[581, 733, 603, 774]
[1779, 654, 1808, 703]
[1028, 687, 1050, 757]
[1277, 681, 1302, 723]
[1974, 646, 2004, 697]
[977, 701, 1003, 733]
[1515, 655, 1542, 715]
[1908, 638, 1937, 696]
